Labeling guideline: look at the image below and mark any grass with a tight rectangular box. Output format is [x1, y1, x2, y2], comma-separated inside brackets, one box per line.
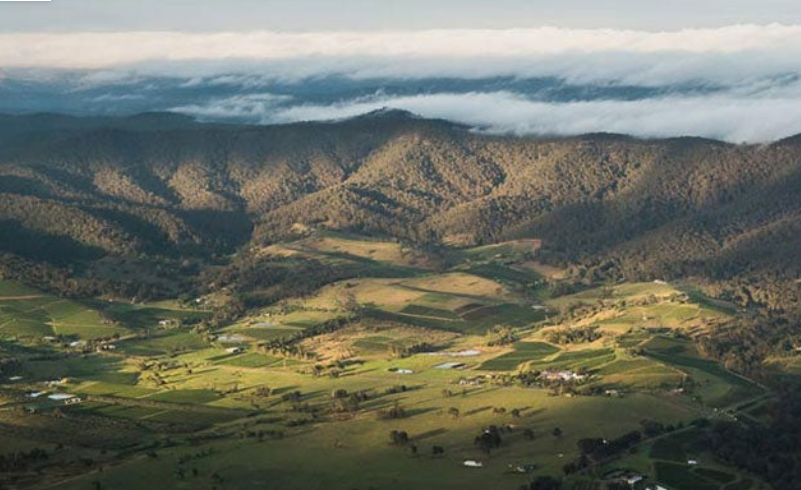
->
[118, 331, 209, 356]
[644, 337, 763, 406]
[99, 302, 209, 330]
[650, 434, 691, 462]
[48, 389, 699, 490]
[725, 478, 754, 490]
[467, 263, 537, 285]
[147, 389, 222, 405]
[0, 280, 40, 297]
[0, 282, 129, 340]
[695, 468, 737, 484]
[654, 462, 720, 490]
[0, 241, 772, 490]
[479, 342, 560, 371]
[215, 353, 283, 368]
[400, 304, 462, 321]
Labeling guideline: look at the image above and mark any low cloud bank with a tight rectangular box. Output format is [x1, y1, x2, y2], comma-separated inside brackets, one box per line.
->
[176, 91, 801, 143]
[5, 25, 801, 142]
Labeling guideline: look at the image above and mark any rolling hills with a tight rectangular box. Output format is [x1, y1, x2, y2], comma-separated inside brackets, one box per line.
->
[0, 111, 800, 316]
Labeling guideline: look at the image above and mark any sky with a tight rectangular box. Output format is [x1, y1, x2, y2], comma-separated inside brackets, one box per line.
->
[2, 0, 801, 32]
[2, 1, 801, 142]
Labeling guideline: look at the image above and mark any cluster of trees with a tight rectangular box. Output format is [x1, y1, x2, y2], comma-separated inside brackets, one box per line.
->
[377, 402, 407, 420]
[485, 325, 519, 347]
[389, 430, 410, 445]
[387, 341, 437, 358]
[696, 316, 801, 377]
[0, 448, 49, 473]
[330, 389, 370, 414]
[702, 387, 801, 490]
[474, 425, 503, 454]
[544, 326, 602, 345]
[258, 317, 354, 361]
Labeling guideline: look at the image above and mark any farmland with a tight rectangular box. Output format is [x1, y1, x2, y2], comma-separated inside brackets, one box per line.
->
[0, 234, 774, 490]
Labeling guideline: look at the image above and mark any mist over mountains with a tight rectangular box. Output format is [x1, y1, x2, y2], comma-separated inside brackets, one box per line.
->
[4, 25, 801, 142]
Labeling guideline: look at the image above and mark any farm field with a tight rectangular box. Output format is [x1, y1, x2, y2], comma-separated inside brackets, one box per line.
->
[0, 235, 777, 490]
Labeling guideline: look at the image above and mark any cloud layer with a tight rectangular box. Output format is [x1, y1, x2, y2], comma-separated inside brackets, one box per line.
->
[4, 25, 801, 142]
[173, 91, 801, 143]
[4, 24, 801, 69]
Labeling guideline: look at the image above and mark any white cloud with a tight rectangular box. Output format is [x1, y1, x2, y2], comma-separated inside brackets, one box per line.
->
[7, 25, 801, 143]
[172, 93, 292, 121]
[3, 25, 801, 70]
[238, 91, 801, 143]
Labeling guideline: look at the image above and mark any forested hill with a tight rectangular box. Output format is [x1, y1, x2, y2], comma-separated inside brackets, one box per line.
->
[0, 111, 800, 312]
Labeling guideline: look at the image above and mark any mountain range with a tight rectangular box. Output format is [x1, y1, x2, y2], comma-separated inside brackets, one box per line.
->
[0, 110, 799, 312]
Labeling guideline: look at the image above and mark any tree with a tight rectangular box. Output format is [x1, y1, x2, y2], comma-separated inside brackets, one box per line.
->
[485, 324, 518, 347]
[448, 407, 460, 419]
[552, 427, 563, 438]
[530, 476, 561, 490]
[474, 426, 503, 454]
[389, 430, 409, 445]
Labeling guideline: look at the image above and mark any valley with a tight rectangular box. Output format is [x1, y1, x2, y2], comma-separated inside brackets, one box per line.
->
[0, 233, 776, 490]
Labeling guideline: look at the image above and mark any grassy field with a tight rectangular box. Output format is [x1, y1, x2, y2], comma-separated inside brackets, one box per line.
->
[479, 341, 560, 371]
[0, 280, 129, 340]
[643, 337, 763, 407]
[0, 238, 777, 490]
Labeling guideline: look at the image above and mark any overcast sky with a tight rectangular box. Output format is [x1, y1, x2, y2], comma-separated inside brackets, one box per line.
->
[1, 0, 801, 32]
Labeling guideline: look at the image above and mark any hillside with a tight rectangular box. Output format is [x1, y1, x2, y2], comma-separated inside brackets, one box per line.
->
[0, 112, 799, 315]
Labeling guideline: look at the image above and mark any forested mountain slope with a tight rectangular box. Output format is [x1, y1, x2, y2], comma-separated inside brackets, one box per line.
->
[0, 111, 799, 311]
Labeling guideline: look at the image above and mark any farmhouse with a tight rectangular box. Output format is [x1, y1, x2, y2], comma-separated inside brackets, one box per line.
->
[625, 474, 644, 485]
[219, 335, 246, 343]
[226, 347, 245, 354]
[48, 393, 76, 401]
[463, 460, 484, 468]
[540, 370, 588, 382]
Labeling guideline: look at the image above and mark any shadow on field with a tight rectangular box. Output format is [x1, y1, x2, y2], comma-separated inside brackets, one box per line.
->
[522, 407, 546, 418]
[405, 407, 438, 417]
[464, 406, 493, 416]
[271, 385, 300, 396]
[414, 428, 449, 441]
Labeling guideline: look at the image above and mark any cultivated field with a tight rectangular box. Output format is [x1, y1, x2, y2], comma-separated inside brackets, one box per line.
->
[0, 236, 770, 490]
